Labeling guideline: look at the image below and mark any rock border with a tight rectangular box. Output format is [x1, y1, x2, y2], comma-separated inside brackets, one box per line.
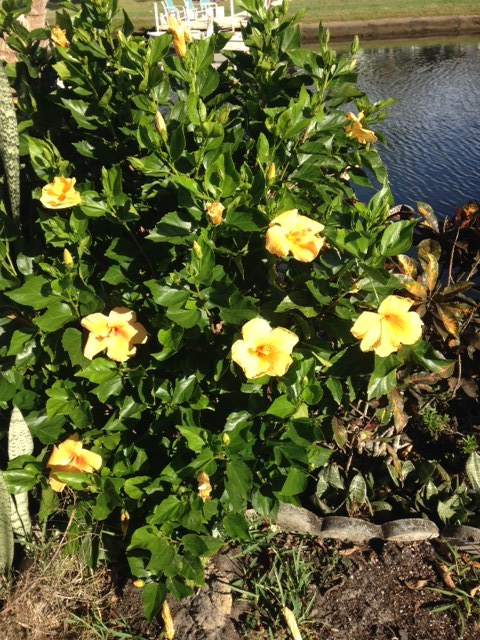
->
[274, 503, 480, 552]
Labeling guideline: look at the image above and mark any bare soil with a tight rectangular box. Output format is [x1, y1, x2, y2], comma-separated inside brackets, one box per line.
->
[3, 534, 477, 640]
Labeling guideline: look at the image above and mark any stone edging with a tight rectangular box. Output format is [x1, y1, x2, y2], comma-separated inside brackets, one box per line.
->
[274, 503, 480, 553]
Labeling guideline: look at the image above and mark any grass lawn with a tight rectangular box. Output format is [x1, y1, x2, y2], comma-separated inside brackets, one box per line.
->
[114, 0, 480, 29]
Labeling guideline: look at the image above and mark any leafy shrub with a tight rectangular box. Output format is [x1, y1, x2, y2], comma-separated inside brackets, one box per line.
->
[0, 0, 479, 620]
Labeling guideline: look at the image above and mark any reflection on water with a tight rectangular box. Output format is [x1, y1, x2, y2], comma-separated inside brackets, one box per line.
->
[353, 38, 480, 216]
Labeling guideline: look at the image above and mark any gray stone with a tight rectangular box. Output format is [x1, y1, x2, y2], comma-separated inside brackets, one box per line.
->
[382, 518, 439, 542]
[275, 503, 323, 536]
[320, 516, 382, 542]
[441, 524, 480, 553]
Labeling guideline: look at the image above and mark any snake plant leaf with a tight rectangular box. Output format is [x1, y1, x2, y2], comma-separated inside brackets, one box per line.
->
[0, 471, 14, 575]
[0, 61, 20, 221]
[8, 407, 33, 538]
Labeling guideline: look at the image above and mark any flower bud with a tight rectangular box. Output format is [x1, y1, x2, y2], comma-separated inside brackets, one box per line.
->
[222, 433, 230, 445]
[266, 162, 275, 184]
[63, 248, 74, 267]
[133, 579, 145, 588]
[193, 240, 202, 258]
[162, 601, 175, 639]
[154, 110, 167, 139]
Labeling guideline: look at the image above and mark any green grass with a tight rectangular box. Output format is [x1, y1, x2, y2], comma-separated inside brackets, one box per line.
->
[112, 0, 480, 30]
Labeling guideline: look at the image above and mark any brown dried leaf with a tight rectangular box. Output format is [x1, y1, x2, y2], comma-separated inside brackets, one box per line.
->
[339, 546, 362, 557]
[386, 444, 403, 478]
[405, 579, 430, 590]
[435, 561, 456, 589]
[389, 388, 409, 433]
[470, 585, 480, 598]
[439, 281, 473, 299]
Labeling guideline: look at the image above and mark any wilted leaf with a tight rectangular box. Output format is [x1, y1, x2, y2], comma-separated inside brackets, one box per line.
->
[396, 254, 418, 279]
[438, 281, 474, 299]
[420, 252, 439, 294]
[416, 202, 439, 233]
[395, 274, 427, 299]
[434, 303, 460, 338]
[389, 388, 409, 433]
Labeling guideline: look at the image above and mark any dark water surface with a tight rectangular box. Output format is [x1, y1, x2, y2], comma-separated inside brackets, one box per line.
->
[351, 37, 480, 217]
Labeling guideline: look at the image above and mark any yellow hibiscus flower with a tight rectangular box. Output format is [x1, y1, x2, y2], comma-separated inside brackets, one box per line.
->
[51, 25, 69, 47]
[205, 201, 224, 225]
[231, 318, 299, 379]
[167, 15, 193, 58]
[265, 209, 325, 262]
[47, 434, 102, 492]
[81, 307, 148, 362]
[197, 471, 212, 502]
[344, 111, 378, 144]
[351, 295, 423, 357]
[40, 177, 81, 209]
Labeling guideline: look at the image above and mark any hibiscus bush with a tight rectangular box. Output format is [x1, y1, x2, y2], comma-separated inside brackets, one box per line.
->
[0, 0, 479, 620]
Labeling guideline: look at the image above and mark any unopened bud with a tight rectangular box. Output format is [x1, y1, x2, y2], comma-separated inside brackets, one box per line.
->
[133, 579, 145, 588]
[193, 240, 202, 257]
[154, 110, 167, 139]
[266, 162, 275, 183]
[63, 248, 74, 267]
[162, 601, 175, 640]
[222, 433, 230, 445]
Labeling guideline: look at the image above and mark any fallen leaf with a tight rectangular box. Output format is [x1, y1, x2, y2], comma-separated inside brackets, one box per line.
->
[435, 561, 456, 589]
[405, 579, 430, 590]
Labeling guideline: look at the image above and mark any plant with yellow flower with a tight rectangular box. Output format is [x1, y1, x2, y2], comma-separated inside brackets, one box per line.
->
[81, 307, 148, 362]
[265, 210, 325, 262]
[51, 25, 69, 47]
[205, 201, 224, 225]
[47, 435, 102, 492]
[351, 295, 423, 357]
[231, 318, 299, 379]
[40, 177, 81, 209]
[344, 111, 377, 144]
[167, 15, 193, 58]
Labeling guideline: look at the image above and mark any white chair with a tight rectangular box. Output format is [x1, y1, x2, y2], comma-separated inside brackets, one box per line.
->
[161, 0, 186, 21]
[183, 0, 208, 21]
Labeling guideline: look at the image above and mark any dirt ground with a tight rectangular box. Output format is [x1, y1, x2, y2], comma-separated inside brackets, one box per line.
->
[2, 534, 478, 640]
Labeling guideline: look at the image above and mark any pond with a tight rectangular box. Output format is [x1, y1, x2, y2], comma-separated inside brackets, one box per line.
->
[352, 37, 480, 218]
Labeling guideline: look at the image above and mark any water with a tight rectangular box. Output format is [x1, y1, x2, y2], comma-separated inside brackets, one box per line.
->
[352, 37, 480, 217]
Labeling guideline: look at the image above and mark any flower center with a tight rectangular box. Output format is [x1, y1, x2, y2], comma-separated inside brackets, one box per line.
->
[254, 344, 272, 357]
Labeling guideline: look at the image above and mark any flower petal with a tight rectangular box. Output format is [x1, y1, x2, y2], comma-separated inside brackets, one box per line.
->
[74, 449, 103, 472]
[241, 318, 272, 346]
[231, 339, 270, 379]
[81, 313, 110, 336]
[378, 295, 414, 317]
[108, 307, 136, 325]
[351, 312, 383, 352]
[47, 436, 81, 467]
[266, 327, 299, 354]
[48, 473, 66, 492]
[106, 335, 135, 362]
[265, 351, 294, 377]
[83, 332, 108, 359]
[265, 225, 290, 258]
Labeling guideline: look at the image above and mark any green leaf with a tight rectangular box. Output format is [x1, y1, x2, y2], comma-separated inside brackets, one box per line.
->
[367, 354, 401, 399]
[146, 537, 176, 573]
[225, 460, 252, 512]
[166, 307, 201, 329]
[62, 327, 89, 367]
[3, 468, 38, 493]
[266, 395, 296, 418]
[33, 301, 75, 332]
[222, 512, 250, 541]
[142, 581, 166, 623]
[279, 467, 308, 496]
[6, 276, 57, 309]
[379, 220, 416, 257]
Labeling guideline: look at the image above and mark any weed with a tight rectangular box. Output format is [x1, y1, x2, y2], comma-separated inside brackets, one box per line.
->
[418, 405, 452, 440]
[428, 544, 480, 638]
